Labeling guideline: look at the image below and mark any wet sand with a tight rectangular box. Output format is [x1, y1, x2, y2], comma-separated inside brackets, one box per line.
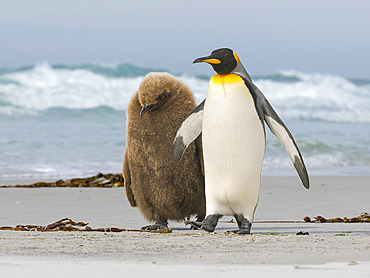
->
[0, 176, 369, 276]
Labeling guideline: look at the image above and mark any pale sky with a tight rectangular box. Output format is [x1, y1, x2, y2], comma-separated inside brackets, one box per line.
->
[1, 0, 369, 78]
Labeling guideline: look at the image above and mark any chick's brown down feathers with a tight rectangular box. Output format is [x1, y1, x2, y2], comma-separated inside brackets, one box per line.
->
[123, 72, 205, 223]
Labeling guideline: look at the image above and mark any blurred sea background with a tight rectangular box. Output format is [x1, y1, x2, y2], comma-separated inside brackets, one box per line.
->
[1, 62, 369, 180]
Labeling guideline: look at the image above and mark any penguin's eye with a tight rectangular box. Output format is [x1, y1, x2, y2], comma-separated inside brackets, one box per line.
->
[155, 95, 162, 101]
[155, 91, 171, 104]
[156, 92, 167, 101]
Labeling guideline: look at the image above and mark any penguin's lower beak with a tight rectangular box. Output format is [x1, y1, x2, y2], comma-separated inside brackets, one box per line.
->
[193, 56, 221, 65]
[140, 103, 154, 117]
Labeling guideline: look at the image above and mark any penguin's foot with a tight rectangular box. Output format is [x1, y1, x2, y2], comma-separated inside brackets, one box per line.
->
[233, 215, 252, 235]
[229, 229, 251, 235]
[187, 214, 206, 230]
[185, 220, 203, 230]
[140, 223, 167, 231]
[185, 214, 220, 232]
[188, 222, 199, 230]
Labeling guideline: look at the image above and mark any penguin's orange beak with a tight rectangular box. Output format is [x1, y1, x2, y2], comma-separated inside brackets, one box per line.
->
[193, 56, 221, 65]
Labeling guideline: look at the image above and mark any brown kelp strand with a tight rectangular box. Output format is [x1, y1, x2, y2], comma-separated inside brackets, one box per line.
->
[304, 212, 370, 223]
[0, 173, 124, 188]
[0, 218, 172, 233]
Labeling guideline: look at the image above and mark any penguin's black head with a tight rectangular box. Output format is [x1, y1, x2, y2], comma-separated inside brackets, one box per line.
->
[193, 48, 240, 74]
[138, 72, 176, 117]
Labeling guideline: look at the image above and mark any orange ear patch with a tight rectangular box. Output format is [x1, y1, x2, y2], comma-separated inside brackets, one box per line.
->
[232, 51, 240, 70]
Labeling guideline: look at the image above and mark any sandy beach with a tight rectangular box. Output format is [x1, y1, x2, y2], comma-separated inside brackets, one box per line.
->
[0, 175, 369, 276]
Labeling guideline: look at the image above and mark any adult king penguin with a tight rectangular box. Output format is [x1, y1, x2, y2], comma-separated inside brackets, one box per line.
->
[172, 48, 309, 234]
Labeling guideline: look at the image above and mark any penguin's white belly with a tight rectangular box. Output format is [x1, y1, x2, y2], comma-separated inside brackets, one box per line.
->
[202, 74, 265, 218]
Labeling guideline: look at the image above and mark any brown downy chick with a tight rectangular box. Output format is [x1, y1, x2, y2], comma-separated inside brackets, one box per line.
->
[123, 72, 205, 230]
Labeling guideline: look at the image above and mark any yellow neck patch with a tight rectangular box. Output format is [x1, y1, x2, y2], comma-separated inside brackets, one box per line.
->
[211, 73, 242, 84]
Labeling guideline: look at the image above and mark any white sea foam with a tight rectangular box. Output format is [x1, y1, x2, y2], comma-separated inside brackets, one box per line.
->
[1, 64, 369, 123]
[180, 75, 209, 103]
[255, 71, 370, 123]
[0, 63, 142, 112]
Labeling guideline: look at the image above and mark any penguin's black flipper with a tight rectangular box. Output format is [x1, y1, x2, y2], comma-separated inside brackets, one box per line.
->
[261, 95, 310, 189]
[235, 67, 309, 189]
[236, 72, 309, 189]
[171, 100, 205, 163]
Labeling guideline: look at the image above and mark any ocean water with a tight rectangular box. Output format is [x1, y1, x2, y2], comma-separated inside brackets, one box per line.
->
[0, 63, 369, 180]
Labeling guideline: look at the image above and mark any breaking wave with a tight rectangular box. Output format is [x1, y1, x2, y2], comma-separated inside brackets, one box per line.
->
[0, 63, 369, 123]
